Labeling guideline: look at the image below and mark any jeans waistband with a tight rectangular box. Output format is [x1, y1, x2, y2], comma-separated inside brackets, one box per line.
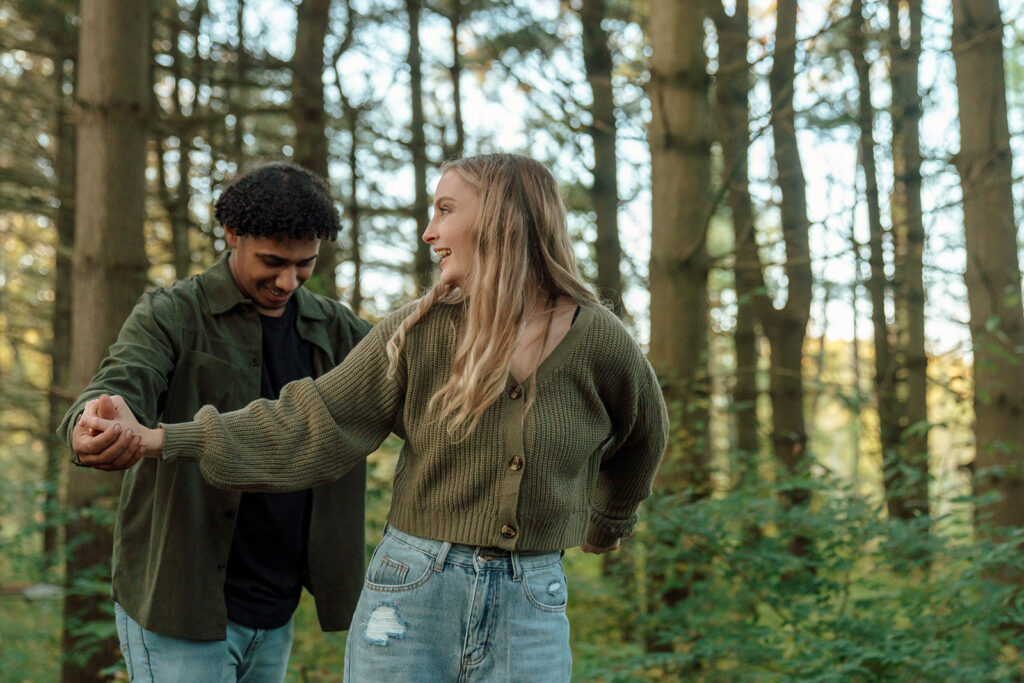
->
[383, 525, 562, 577]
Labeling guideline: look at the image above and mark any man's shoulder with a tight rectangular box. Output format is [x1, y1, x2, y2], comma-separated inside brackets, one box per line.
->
[133, 271, 209, 317]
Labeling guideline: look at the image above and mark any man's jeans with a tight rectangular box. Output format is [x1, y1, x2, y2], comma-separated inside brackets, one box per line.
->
[114, 602, 294, 682]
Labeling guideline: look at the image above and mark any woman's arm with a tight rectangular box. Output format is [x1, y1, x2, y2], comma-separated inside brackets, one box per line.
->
[80, 319, 406, 492]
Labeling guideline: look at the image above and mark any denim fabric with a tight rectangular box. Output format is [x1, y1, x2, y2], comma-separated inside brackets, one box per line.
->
[343, 526, 571, 682]
[114, 602, 294, 682]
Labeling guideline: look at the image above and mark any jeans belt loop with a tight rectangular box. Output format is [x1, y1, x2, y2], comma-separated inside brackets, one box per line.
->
[433, 541, 452, 572]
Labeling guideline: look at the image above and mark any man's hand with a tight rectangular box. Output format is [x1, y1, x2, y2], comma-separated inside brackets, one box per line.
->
[580, 539, 621, 555]
[72, 394, 146, 471]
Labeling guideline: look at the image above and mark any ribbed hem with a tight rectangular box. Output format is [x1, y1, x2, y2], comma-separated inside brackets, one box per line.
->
[386, 506, 591, 553]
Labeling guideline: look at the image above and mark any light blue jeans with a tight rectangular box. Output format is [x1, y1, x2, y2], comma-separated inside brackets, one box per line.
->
[343, 526, 571, 682]
[114, 602, 294, 682]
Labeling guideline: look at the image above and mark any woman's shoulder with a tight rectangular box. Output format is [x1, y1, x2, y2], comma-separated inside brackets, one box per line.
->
[575, 301, 652, 372]
[373, 299, 462, 339]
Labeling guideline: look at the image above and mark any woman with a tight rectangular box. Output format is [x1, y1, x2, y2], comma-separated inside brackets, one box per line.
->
[82, 153, 668, 681]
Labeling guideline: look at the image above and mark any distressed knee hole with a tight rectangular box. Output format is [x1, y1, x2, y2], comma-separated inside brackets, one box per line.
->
[364, 604, 406, 646]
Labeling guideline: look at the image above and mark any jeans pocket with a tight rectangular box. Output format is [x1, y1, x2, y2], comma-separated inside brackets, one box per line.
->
[364, 535, 435, 593]
[521, 561, 569, 613]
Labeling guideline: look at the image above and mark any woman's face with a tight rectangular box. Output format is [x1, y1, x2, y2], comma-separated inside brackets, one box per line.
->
[423, 171, 480, 288]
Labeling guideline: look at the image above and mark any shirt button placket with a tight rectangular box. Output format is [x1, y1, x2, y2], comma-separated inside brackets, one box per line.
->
[499, 383, 526, 549]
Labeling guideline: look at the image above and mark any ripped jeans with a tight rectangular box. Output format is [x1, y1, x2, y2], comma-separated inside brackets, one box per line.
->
[343, 525, 571, 682]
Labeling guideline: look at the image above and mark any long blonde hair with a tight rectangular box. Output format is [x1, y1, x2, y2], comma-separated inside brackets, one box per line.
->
[386, 153, 598, 437]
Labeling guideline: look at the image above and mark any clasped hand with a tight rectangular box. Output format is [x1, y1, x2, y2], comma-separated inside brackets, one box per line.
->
[73, 394, 157, 470]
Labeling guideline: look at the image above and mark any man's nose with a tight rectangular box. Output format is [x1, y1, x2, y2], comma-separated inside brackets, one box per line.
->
[276, 268, 299, 292]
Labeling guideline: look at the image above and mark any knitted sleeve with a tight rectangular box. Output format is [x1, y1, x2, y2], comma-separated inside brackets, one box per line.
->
[585, 317, 669, 547]
[162, 313, 406, 492]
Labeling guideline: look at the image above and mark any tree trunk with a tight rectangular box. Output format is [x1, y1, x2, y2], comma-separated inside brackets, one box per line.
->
[887, 0, 929, 520]
[63, 1, 150, 679]
[446, 0, 465, 160]
[851, 0, 902, 517]
[45, 50, 77, 572]
[293, 0, 338, 298]
[579, 0, 624, 316]
[713, 0, 759, 483]
[407, 0, 433, 291]
[764, 0, 813, 554]
[951, 0, 1024, 535]
[646, 0, 712, 660]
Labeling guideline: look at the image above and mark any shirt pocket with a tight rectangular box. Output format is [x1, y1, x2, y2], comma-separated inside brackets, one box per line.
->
[162, 350, 250, 422]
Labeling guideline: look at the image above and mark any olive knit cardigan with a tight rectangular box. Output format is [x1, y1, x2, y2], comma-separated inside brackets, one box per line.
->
[163, 301, 668, 551]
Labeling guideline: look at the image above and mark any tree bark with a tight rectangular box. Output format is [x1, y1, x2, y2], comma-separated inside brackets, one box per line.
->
[45, 44, 77, 572]
[713, 0, 759, 482]
[851, 0, 901, 517]
[646, 0, 712, 659]
[951, 0, 1024, 535]
[579, 0, 624, 316]
[763, 0, 813, 551]
[407, 0, 433, 291]
[63, 1, 150, 679]
[293, 0, 338, 298]
[648, 0, 712, 493]
[887, 0, 929, 520]
[446, 0, 465, 160]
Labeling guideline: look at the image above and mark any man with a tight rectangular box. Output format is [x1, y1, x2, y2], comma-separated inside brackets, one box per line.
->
[61, 162, 372, 681]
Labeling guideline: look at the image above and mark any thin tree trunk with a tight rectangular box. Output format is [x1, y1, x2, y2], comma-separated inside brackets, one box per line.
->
[713, 0, 759, 482]
[851, 0, 902, 517]
[293, 0, 337, 298]
[951, 0, 1024, 536]
[887, 0, 929, 520]
[63, 1, 150, 679]
[45, 51, 77, 571]
[579, 0, 624, 316]
[765, 0, 813, 552]
[407, 0, 433, 291]
[343, 93, 364, 315]
[447, 0, 465, 160]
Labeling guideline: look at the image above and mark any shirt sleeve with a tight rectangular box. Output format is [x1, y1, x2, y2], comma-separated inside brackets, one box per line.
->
[585, 335, 669, 547]
[57, 290, 180, 464]
[162, 315, 405, 492]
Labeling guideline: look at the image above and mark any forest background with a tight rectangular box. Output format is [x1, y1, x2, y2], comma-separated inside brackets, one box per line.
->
[2, 0, 1024, 680]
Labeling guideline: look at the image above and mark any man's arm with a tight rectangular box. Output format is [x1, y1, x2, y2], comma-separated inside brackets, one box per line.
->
[59, 289, 181, 468]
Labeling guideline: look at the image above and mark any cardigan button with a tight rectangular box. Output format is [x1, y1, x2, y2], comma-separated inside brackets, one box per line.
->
[248, 357, 259, 367]
[508, 386, 522, 400]
[509, 456, 523, 471]
[500, 524, 517, 539]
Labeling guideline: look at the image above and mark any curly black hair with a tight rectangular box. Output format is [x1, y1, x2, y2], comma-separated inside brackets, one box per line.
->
[214, 162, 340, 240]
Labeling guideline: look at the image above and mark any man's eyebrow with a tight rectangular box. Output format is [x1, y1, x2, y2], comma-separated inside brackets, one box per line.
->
[257, 253, 318, 263]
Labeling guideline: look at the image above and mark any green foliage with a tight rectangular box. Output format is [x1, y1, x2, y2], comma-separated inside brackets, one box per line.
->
[566, 472, 1024, 682]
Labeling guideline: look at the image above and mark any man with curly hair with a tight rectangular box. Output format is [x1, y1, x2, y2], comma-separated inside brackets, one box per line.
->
[61, 162, 372, 681]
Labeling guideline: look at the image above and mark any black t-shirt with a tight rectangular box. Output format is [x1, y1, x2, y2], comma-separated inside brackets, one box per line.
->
[223, 297, 315, 629]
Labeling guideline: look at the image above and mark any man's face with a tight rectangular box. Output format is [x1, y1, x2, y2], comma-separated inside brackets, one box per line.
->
[225, 227, 320, 317]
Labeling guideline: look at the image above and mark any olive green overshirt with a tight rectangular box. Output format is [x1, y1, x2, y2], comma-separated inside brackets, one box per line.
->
[59, 253, 372, 641]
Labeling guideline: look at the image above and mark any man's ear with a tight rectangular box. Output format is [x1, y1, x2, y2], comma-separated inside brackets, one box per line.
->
[224, 225, 240, 247]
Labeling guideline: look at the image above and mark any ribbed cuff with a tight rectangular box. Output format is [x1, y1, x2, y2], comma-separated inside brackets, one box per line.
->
[585, 509, 636, 547]
[160, 421, 206, 463]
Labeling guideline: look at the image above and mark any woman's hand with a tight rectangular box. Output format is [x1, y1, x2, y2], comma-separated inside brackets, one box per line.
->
[579, 539, 621, 554]
[76, 394, 164, 468]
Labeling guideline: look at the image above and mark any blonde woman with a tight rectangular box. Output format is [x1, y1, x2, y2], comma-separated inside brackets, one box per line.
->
[79, 153, 669, 681]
